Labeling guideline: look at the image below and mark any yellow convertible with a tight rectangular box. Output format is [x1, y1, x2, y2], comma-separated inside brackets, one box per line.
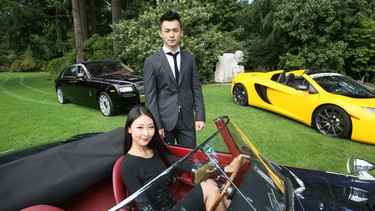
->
[231, 69, 375, 145]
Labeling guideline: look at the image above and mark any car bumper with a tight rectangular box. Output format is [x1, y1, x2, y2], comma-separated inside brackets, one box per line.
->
[111, 92, 142, 109]
[351, 117, 375, 145]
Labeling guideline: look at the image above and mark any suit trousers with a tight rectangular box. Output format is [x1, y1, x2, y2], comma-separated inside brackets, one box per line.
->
[164, 112, 196, 148]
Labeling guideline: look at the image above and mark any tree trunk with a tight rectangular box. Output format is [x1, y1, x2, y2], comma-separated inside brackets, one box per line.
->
[72, 0, 85, 62]
[79, 0, 89, 40]
[89, 0, 97, 34]
[112, 0, 121, 55]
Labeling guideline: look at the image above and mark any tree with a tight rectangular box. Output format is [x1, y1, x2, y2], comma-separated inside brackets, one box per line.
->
[273, 0, 365, 73]
[72, 0, 85, 62]
[0, 0, 75, 68]
[89, 0, 97, 34]
[240, 0, 281, 70]
[344, 14, 375, 81]
[111, 0, 122, 54]
[78, 0, 89, 40]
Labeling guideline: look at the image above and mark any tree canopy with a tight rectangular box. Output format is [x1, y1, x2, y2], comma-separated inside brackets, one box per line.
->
[0, 0, 374, 83]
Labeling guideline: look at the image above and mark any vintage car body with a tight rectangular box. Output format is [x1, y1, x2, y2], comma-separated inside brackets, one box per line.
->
[231, 69, 375, 145]
[1, 116, 374, 211]
[54, 61, 144, 116]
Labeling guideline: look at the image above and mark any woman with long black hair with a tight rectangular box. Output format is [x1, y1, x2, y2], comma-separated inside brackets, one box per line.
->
[121, 105, 243, 210]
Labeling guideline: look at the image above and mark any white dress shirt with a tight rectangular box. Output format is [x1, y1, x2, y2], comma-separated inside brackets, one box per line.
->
[163, 45, 181, 78]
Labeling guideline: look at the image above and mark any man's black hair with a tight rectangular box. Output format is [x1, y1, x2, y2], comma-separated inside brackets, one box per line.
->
[159, 10, 182, 29]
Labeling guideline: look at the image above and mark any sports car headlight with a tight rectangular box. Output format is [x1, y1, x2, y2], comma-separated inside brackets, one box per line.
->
[118, 86, 134, 93]
[362, 107, 375, 114]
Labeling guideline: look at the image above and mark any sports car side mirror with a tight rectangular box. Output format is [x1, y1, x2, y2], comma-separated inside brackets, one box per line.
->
[347, 156, 375, 180]
[296, 84, 319, 94]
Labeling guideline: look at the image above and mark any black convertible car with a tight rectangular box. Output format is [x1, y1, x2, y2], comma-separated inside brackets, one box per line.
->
[54, 61, 144, 116]
[1, 116, 374, 210]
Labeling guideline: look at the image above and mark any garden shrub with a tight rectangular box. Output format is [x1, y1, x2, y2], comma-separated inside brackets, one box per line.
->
[10, 59, 38, 72]
[82, 34, 117, 61]
[42, 53, 75, 78]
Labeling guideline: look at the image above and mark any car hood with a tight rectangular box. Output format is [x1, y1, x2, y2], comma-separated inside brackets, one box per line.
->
[93, 74, 143, 84]
[282, 166, 375, 210]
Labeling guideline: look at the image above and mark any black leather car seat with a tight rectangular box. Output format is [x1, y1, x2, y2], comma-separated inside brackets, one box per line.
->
[276, 71, 287, 83]
[285, 73, 295, 87]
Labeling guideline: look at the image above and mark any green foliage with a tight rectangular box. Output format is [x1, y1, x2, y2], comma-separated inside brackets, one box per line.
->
[244, 33, 280, 71]
[113, 0, 244, 83]
[344, 14, 375, 81]
[0, 0, 75, 74]
[82, 34, 117, 61]
[1, 0, 375, 82]
[272, 0, 373, 74]
[241, 0, 282, 70]
[42, 53, 75, 78]
[10, 59, 38, 72]
[278, 52, 305, 70]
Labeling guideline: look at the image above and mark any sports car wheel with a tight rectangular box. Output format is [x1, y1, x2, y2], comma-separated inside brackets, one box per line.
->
[56, 87, 68, 104]
[98, 92, 115, 116]
[313, 105, 351, 139]
[233, 84, 248, 106]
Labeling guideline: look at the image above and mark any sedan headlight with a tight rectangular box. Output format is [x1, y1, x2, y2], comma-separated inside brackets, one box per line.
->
[362, 107, 375, 114]
[118, 86, 134, 93]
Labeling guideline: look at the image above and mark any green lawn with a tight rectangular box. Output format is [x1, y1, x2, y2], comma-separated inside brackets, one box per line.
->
[0, 72, 374, 175]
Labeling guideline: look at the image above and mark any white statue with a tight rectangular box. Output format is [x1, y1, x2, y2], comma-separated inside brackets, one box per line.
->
[215, 50, 244, 83]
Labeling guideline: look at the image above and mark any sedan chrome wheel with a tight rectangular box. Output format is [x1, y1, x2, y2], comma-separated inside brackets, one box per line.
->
[314, 105, 351, 138]
[56, 87, 68, 104]
[233, 84, 248, 106]
[98, 92, 115, 116]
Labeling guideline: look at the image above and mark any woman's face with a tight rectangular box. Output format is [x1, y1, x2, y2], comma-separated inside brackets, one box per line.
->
[128, 114, 155, 147]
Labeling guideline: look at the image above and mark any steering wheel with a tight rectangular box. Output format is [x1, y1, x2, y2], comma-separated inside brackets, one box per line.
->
[208, 156, 244, 211]
[329, 83, 342, 93]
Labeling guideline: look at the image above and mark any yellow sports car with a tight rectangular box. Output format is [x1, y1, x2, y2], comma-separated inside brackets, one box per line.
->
[231, 69, 375, 145]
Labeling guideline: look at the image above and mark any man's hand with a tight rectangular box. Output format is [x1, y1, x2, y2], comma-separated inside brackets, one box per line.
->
[195, 121, 205, 131]
[159, 128, 165, 140]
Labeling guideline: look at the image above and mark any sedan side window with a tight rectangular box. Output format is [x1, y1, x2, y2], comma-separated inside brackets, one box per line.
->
[62, 66, 78, 78]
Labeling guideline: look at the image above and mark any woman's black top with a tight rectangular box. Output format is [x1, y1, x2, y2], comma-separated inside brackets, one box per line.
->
[120, 152, 199, 210]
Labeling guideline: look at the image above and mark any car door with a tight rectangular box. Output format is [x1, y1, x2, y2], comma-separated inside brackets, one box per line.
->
[59, 65, 78, 101]
[266, 79, 320, 125]
[70, 65, 95, 106]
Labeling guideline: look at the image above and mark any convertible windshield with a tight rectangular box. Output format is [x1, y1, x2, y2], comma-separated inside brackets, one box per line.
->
[311, 73, 375, 98]
[111, 116, 291, 211]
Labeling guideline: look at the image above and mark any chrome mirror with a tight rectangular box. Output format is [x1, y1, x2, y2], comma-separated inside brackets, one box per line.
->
[77, 72, 84, 78]
[347, 156, 375, 180]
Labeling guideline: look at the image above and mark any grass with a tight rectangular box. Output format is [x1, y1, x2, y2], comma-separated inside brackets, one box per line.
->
[0, 72, 374, 176]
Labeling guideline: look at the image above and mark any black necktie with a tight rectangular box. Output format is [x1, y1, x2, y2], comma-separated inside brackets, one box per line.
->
[167, 52, 179, 83]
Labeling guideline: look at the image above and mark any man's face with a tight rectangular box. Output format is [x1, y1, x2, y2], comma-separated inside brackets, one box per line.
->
[159, 20, 183, 52]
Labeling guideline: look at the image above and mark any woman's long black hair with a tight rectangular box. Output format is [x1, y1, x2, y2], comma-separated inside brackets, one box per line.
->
[123, 105, 172, 166]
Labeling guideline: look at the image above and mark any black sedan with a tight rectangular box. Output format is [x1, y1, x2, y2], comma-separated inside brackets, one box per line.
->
[54, 61, 144, 116]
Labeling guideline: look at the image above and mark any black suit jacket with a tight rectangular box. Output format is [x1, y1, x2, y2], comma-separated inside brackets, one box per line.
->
[143, 48, 205, 131]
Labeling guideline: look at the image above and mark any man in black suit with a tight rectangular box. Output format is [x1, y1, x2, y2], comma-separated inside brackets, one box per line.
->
[143, 10, 205, 148]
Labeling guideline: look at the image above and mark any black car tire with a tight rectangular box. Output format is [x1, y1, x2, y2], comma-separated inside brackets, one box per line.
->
[313, 105, 352, 139]
[56, 87, 68, 104]
[233, 84, 248, 106]
[98, 92, 115, 116]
